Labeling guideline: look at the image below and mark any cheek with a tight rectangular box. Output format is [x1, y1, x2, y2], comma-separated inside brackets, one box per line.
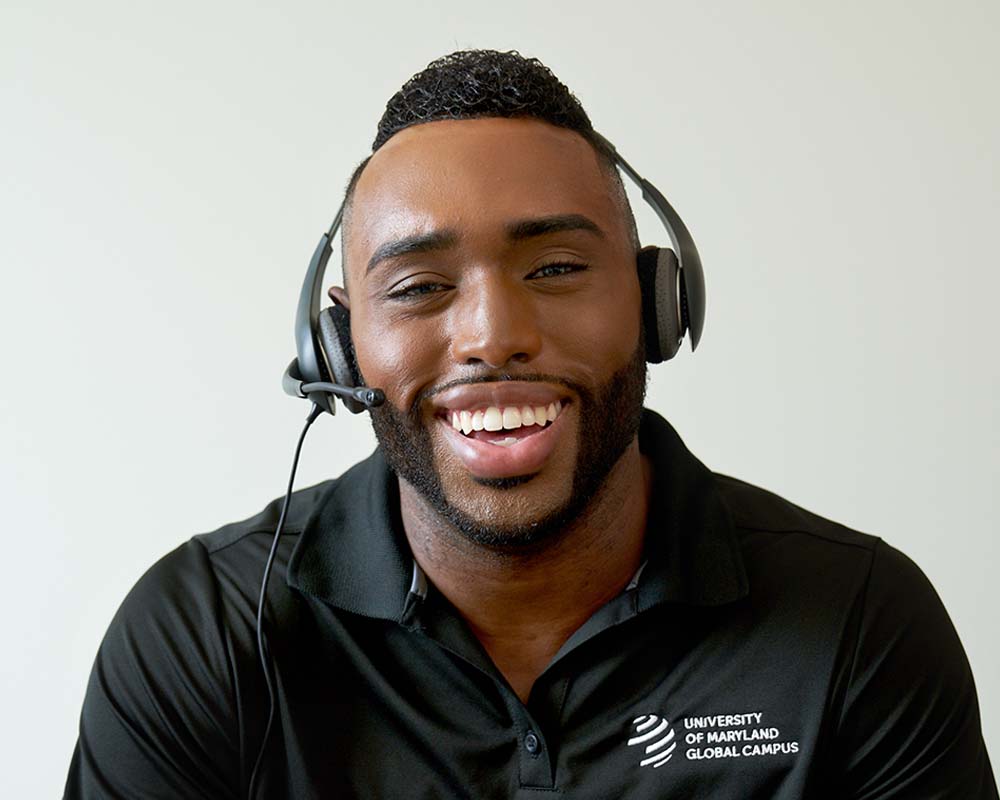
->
[546, 275, 643, 369]
[350, 310, 444, 409]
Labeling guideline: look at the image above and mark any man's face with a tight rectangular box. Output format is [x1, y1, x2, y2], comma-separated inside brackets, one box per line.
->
[341, 118, 646, 547]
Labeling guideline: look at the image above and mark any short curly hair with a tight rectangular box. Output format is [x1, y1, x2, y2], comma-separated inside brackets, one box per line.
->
[340, 50, 638, 273]
[372, 50, 608, 158]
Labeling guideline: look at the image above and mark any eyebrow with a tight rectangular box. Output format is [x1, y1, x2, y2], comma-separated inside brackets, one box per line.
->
[506, 213, 606, 241]
[365, 214, 605, 276]
[366, 230, 459, 275]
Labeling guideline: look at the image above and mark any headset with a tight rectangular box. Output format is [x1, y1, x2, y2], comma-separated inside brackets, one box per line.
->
[281, 131, 705, 416]
[250, 133, 706, 798]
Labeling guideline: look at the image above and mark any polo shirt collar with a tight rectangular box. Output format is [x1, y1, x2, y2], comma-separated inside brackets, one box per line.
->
[635, 410, 749, 608]
[286, 409, 748, 619]
[286, 448, 415, 620]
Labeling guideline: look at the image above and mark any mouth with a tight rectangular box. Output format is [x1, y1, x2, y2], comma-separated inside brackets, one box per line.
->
[432, 385, 572, 480]
[444, 400, 565, 445]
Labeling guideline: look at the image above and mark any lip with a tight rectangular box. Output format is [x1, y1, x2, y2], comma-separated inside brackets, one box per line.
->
[438, 401, 570, 479]
[432, 382, 570, 416]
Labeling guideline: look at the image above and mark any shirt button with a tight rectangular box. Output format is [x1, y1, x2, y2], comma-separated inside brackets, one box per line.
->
[524, 731, 541, 755]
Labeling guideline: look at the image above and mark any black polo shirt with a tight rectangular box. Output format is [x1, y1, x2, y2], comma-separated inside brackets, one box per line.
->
[65, 410, 997, 799]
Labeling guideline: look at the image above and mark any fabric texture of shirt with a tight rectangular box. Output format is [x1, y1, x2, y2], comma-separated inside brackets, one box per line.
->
[65, 410, 998, 799]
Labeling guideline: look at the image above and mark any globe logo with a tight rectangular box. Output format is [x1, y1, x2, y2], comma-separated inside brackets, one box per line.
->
[627, 714, 677, 768]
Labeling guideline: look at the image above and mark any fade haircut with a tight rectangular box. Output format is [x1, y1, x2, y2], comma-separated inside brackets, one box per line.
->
[340, 50, 640, 278]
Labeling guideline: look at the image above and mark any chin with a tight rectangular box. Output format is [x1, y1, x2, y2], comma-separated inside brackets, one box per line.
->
[431, 472, 584, 550]
[371, 340, 648, 550]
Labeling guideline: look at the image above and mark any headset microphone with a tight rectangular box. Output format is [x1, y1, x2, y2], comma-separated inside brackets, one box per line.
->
[281, 360, 385, 409]
[306, 382, 384, 409]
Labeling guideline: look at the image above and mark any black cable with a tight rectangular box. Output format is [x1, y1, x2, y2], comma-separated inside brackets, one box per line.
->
[247, 403, 323, 799]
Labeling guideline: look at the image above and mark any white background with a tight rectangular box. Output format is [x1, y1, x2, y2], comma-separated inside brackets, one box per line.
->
[2, 0, 997, 795]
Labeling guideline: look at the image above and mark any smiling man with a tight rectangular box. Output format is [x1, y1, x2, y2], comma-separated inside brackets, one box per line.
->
[66, 51, 997, 799]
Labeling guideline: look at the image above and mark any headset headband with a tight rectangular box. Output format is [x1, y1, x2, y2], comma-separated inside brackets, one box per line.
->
[591, 133, 705, 350]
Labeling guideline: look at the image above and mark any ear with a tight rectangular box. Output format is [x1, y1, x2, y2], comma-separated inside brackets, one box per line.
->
[327, 285, 350, 309]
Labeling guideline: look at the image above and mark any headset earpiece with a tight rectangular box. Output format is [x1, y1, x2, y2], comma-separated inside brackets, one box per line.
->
[637, 246, 683, 363]
[317, 304, 367, 414]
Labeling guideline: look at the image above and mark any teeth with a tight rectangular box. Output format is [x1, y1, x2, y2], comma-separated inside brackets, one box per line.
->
[490, 436, 520, 447]
[502, 407, 521, 429]
[450, 401, 563, 436]
[483, 407, 503, 431]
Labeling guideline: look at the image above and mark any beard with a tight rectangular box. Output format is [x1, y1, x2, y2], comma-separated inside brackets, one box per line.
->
[365, 341, 647, 550]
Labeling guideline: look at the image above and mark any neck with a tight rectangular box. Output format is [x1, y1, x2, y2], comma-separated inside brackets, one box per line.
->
[399, 439, 652, 701]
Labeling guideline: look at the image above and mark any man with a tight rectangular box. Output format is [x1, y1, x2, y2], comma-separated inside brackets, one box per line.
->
[66, 50, 997, 799]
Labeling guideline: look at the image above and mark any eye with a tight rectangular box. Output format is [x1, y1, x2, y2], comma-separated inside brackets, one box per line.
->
[527, 262, 589, 280]
[385, 280, 450, 301]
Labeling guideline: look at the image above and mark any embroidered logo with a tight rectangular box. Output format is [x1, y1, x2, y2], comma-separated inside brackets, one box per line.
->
[627, 714, 676, 768]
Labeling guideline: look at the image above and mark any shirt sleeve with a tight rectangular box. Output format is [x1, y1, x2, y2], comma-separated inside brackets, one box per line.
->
[833, 539, 998, 799]
[64, 539, 243, 800]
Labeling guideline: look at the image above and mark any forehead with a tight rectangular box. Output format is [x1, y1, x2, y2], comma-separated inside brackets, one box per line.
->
[345, 118, 624, 275]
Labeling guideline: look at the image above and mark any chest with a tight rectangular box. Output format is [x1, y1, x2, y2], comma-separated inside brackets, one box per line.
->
[255, 601, 846, 799]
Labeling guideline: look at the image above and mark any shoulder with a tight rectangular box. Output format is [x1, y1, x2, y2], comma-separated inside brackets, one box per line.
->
[710, 475, 995, 795]
[104, 479, 336, 629]
[714, 472, 886, 597]
[715, 471, 941, 602]
[194, 478, 337, 556]
[715, 472, 878, 551]
[67, 479, 341, 797]
[711, 473, 951, 663]
[100, 478, 341, 705]
[716, 472, 955, 622]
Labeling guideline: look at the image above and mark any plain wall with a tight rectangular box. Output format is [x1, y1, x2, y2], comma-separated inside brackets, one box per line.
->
[2, 0, 997, 795]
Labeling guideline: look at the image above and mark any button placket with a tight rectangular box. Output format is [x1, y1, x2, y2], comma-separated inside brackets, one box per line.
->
[516, 722, 554, 788]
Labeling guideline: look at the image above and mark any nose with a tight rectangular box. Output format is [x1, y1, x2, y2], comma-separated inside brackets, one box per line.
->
[449, 274, 543, 369]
